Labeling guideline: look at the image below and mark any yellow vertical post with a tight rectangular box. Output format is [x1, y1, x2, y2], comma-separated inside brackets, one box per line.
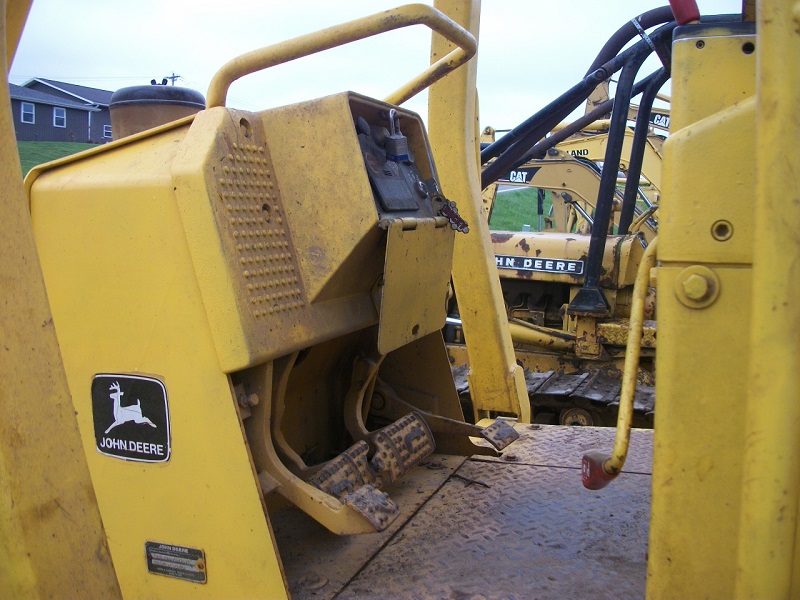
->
[646, 18, 756, 599]
[735, 0, 800, 597]
[428, 0, 529, 421]
[0, 1, 121, 596]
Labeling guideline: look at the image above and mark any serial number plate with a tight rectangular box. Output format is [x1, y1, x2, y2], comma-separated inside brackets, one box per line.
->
[145, 541, 206, 584]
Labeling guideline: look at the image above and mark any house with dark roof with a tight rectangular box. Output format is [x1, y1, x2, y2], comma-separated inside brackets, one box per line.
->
[10, 78, 113, 143]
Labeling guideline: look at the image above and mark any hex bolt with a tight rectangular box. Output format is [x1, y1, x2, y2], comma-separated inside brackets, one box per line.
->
[675, 266, 720, 309]
[682, 273, 711, 301]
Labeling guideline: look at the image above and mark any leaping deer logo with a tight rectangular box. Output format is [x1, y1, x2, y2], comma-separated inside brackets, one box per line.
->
[105, 381, 157, 434]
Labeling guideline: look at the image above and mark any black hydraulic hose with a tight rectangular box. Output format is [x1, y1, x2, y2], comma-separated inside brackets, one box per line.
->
[586, 54, 651, 280]
[618, 68, 670, 235]
[585, 6, 675, 75]
[521, 70, 665, 163]
[570, 21, 676, 315]
[480, 8, 675, 190]
[479, 85, 595, 188]
[480, 40, 647, 190]
[528, 100, 614, 159]
[479, 66, 607, 166]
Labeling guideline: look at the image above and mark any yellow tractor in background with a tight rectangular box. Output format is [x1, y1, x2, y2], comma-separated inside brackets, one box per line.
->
[2, 1, 800, 599]
[447, 8, 674, 426]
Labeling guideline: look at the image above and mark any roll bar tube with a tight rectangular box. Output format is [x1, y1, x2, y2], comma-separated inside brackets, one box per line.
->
[206, 4, 476, 108]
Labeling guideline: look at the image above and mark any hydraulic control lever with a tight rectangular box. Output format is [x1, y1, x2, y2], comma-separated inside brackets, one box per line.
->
[582, 238, 658, 490]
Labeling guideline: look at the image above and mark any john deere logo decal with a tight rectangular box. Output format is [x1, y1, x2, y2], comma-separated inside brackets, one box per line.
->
[92, 374, 170, 462]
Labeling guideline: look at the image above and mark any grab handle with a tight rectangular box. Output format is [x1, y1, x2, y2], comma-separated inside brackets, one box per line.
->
[206, 3, 476, 108]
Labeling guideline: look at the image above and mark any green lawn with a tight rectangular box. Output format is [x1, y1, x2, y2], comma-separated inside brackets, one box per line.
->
[17, 141, 98, 176]
[489, 187, 553, 232]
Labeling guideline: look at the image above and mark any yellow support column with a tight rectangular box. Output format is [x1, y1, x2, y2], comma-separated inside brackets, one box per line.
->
[428, 0, 529, 421]
[735, 0, 800, 597]
[646, 18, 756, 599]
[0, 1, 121, 596]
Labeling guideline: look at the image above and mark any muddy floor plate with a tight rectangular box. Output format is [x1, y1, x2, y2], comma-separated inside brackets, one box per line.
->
[272, 426, 653, 600]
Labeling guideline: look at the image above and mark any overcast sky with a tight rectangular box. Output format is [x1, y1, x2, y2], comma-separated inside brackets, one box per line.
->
[10, 1, 741, 130]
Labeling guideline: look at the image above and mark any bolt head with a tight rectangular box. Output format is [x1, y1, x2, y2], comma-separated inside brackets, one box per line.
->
[683, 273, 710, 301]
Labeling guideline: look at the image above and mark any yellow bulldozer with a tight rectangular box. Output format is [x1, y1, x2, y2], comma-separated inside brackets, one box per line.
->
[447, 10, 672, 427]
[2, 1, 799, 599]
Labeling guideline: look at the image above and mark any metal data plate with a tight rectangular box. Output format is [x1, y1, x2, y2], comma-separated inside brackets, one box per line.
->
[145, 541, 206, 584]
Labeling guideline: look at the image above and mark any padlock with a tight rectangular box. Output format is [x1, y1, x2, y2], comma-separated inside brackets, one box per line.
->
[385, 108, 409, 162]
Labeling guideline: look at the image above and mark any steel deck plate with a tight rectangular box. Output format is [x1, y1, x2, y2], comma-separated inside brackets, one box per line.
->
[272, 425, 653, 599]
[475, 424, 653, 474]
[272, 455, 467, 599]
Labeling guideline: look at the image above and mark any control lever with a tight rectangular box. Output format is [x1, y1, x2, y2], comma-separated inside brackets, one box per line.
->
[582, 238, 658, 490]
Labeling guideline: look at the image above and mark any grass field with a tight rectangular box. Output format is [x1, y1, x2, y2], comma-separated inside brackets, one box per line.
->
[17, 141, 98, 176]
[489, 187, 553, 232]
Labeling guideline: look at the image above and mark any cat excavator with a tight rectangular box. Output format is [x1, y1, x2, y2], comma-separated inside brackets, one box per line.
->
[486, 115, 664, 237]
[2, 1, 799, 599]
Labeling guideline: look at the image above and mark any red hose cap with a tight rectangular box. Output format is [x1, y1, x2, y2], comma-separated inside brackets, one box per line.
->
[582, 452, 618, 490]
[669, 0, 701, 25]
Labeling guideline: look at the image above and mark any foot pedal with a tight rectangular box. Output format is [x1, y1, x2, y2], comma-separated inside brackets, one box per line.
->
[307, 412, 433, 532]
[480, 420, 520, 451]
[370, 411, 435, 483]
[342, 485, 399, 531]
[308, 441, 400, 531]
[309, 440, 375, 498]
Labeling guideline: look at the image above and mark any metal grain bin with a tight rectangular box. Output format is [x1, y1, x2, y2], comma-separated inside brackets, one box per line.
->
[110, 84, 205, 139]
